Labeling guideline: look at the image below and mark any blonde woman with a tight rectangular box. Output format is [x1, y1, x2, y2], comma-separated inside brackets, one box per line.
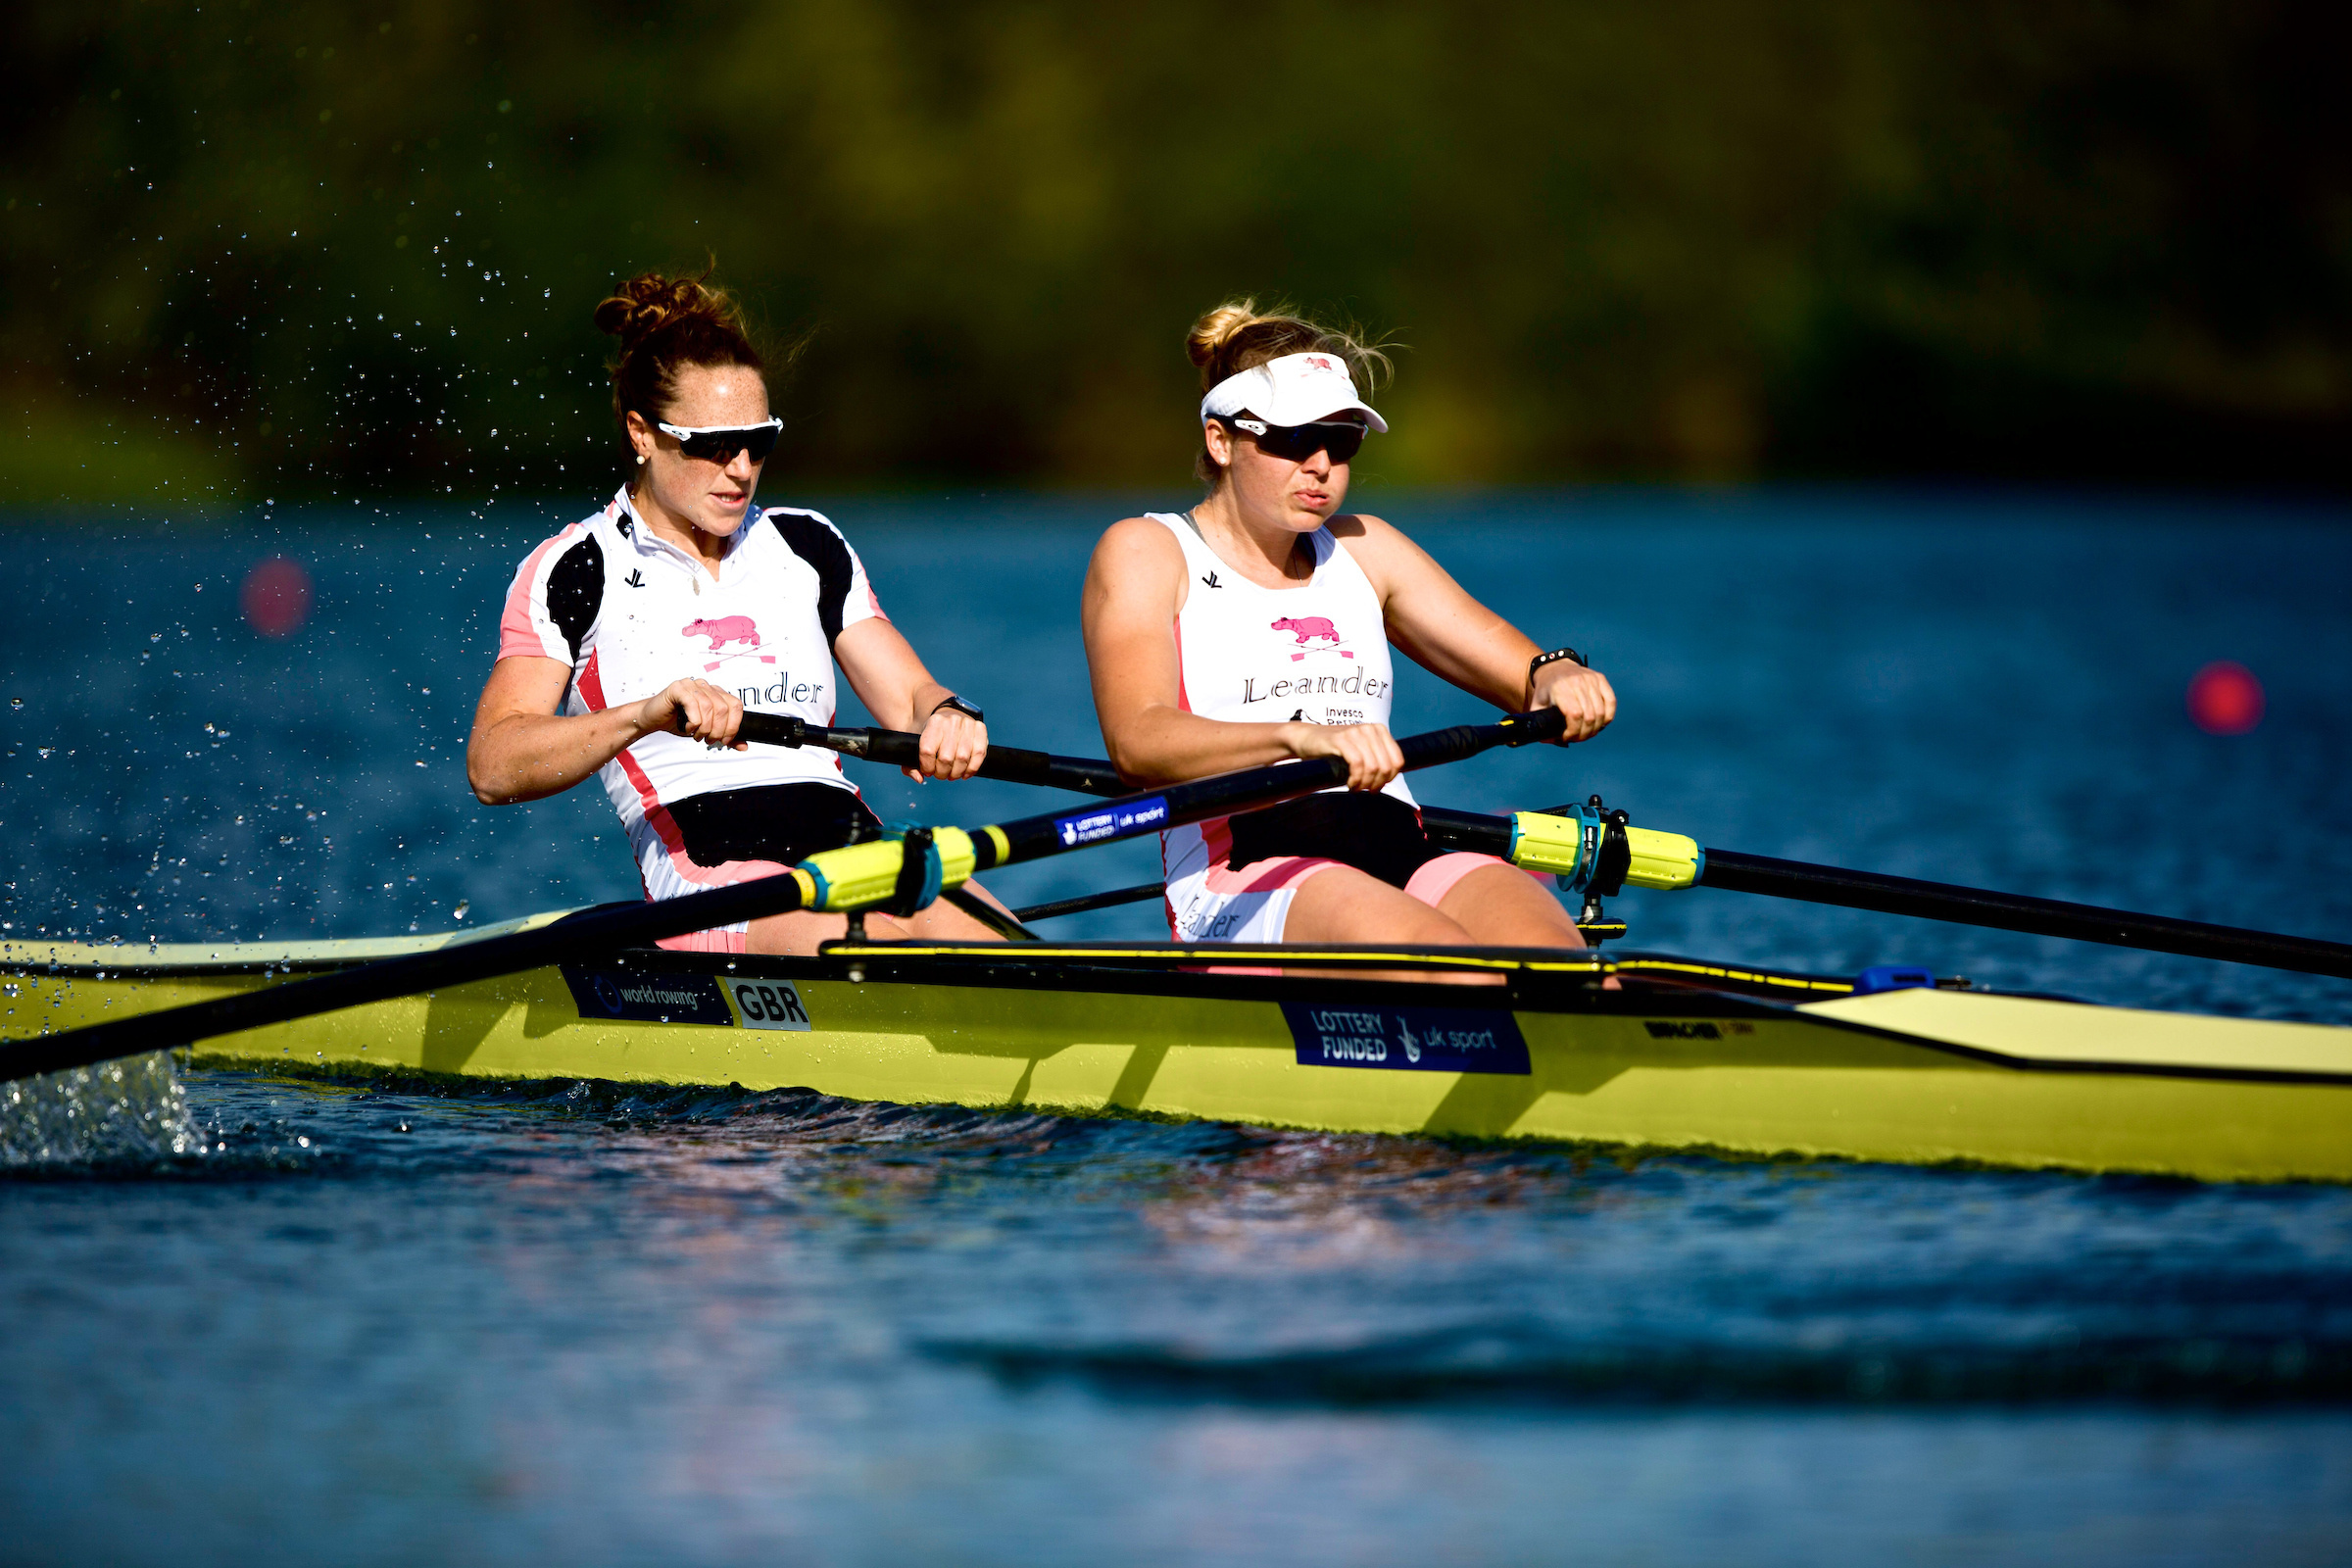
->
[1082, 302, 1616, 949]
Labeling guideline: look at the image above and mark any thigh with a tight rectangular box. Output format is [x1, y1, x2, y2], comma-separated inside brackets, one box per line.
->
[743, 907, 860, 956]
[1432, 862, 1585, 949]
[1281, 864, 1475, 947]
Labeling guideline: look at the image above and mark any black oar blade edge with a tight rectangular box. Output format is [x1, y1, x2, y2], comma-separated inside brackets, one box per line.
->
[1699, 849, 2352, 982]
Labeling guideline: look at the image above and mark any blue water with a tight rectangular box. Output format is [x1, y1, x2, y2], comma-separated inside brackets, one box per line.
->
[5, 488, 2352, 1562]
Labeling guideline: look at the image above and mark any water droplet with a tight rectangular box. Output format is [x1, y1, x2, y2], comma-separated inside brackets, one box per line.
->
[453, 900, 471, 920]
[9, 698, 21, 710]
[35, 748, 53, 760]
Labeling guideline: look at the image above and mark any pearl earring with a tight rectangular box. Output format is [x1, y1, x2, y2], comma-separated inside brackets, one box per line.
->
[636, 453, 648, 466]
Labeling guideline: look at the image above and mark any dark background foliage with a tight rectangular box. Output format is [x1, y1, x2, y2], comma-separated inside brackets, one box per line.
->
[4, 0, 2346, 502]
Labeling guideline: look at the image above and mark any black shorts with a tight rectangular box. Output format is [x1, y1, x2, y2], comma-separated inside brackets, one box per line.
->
[663, 782, 882, 868]
[1221, 790, 1445, 890]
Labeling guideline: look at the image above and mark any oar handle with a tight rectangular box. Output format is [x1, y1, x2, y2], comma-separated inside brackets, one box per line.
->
[733, 709, 1561, 796]
[1398, 707, 1567, 768]
[735, 711, 1125, 796]
[972, 709, 1567, 869]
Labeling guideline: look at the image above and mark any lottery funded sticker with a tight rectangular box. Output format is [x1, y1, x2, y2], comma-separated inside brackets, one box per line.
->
[1281, 1003, 1531, 1074]
[1053, 796, 1169, 847]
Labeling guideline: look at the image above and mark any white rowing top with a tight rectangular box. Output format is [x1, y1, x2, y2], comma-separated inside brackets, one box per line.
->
[498, 484, 885, 861]
[1148, 512, 1413, 884]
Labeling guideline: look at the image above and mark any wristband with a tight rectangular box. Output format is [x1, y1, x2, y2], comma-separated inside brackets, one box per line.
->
[1529, 647, 1587, 680]
[931, 694, 985, 724]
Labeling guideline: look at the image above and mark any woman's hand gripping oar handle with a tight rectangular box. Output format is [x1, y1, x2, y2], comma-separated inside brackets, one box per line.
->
[735, 711, 1124, 796]
[2, 710, 1569, 1086]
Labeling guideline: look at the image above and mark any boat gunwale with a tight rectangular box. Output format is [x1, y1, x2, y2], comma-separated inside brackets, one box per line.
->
[15, 935, 2352, 1088]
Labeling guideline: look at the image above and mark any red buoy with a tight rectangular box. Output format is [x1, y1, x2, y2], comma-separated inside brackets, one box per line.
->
[241, 558, 314, 640]
[2186, 661, 2264, 735]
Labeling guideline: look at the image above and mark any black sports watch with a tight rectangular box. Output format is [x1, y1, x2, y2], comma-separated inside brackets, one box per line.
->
[1529, 646, 1587, 679]
[931, 694, 985, 724]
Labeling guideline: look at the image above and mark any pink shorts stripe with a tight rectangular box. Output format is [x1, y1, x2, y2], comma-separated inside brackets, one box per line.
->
[1201, 850, 1346, 897]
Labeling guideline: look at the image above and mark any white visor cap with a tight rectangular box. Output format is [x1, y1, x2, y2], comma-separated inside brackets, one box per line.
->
[1200, 351, 1389, 433]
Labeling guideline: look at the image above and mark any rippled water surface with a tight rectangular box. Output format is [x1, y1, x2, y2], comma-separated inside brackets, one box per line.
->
[4, 489, 2351, 1562]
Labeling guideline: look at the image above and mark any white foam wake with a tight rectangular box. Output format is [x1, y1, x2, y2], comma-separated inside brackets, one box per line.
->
[0, 1053, 203, 1169]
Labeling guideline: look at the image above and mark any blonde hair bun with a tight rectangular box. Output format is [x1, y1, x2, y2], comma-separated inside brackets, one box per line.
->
[1184, 298, 1392, 395]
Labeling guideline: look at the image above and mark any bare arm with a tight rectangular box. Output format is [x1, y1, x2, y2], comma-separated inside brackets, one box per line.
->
[833, 616, 988, 781]
[466, 656, 750, 806]
[1081, 516, 1402, 789]
[1345, 514, 1615, 741]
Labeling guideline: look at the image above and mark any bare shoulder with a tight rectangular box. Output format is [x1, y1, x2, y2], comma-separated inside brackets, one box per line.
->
[1330, 512, 1417, 549]
[1087, 514, 1189, 588]
[1330, 513, 1441, 587]
[1093, 513, 1185, 562]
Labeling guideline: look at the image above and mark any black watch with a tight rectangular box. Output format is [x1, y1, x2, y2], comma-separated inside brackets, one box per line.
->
[1529, 646, 1587, 679]
[931, 694, 985, 724]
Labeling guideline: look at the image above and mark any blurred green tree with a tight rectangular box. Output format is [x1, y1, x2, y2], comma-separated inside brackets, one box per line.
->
[2, 0, 2343, 503]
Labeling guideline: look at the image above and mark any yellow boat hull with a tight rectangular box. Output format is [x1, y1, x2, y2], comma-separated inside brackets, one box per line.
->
[7, 928, 2349, 1183]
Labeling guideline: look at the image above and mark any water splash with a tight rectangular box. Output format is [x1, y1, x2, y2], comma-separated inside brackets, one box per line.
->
[0, 1052, 203, 1170]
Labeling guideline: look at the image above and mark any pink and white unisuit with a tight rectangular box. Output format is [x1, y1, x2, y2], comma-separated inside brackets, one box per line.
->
[1147, 513, 1511, 943]
[499, 486, 887, 949]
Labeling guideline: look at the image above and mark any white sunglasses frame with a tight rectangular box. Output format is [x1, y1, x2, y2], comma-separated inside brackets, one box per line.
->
[653, 416, 784, 448]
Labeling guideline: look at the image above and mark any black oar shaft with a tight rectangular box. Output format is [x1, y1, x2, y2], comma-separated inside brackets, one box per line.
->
[735, 711, 1124, 797]
[1697, 850, 2352, 981]
[969, 708, 1565, 869]
[1011, 883, 1165, 923]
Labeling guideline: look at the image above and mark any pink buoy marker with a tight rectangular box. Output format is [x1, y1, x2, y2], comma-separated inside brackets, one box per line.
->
[241, 558, 314, 640]
[2186, 661, 2264, 735]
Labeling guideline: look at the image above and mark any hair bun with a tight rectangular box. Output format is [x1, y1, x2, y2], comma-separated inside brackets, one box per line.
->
[592, 266, 766, 436]
[594, 272, 733, 347]
[1186, 299, 1264, 369]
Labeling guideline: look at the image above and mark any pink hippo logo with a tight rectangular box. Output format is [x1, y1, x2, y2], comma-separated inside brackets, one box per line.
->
[1270, 615, 1353, 662]
[682, 615, 761, 653]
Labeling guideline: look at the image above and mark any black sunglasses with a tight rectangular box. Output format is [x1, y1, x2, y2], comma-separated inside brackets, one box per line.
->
[1218, 416, 1368, 465]
[652, 416, 784, 464]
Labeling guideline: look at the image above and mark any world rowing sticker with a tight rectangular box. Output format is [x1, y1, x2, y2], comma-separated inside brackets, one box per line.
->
[1281, 1003, 1531, 1075]
[1054, 796, 1168, 847]
[723, 977, 812, 1032]
[561, 966, 737, 1027]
